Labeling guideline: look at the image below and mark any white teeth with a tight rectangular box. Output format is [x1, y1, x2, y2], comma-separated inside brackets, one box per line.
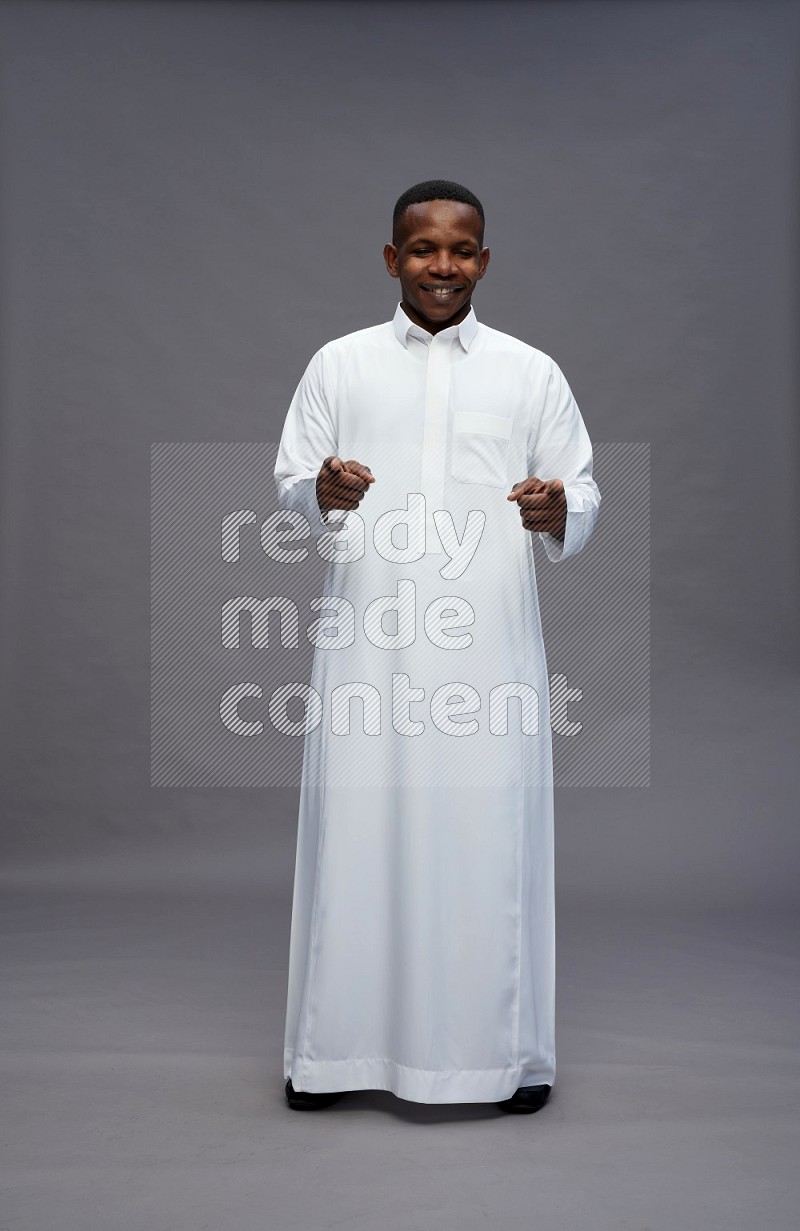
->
[426, 287, 459, 296]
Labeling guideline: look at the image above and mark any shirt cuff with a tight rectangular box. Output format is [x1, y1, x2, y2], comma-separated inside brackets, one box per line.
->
[275, 472, 332, 539]
[539, 486, 588, 562]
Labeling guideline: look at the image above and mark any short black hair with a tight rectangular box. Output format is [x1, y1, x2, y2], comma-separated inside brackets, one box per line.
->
[392, 180, 485, 244]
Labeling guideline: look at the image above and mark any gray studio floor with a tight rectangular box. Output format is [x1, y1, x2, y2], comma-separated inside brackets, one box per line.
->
[2, 851, 797, 1231]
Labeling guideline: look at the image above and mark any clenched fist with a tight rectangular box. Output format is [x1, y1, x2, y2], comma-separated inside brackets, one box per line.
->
[507, 477, 567, 542]
[316, 455, 375, 517]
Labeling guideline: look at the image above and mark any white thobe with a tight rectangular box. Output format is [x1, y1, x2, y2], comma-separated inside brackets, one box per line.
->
[274, 302, 600, 1103]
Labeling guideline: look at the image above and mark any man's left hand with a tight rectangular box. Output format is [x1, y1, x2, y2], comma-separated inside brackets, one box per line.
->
[507, 477, 567, 542]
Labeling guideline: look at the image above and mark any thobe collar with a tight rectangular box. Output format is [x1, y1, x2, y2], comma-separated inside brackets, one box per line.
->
[392, 301, 479, 352]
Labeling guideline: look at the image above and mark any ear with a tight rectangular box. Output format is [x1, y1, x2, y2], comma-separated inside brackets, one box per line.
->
[477, 247, 490, 280]
[383, 243, 399, 278]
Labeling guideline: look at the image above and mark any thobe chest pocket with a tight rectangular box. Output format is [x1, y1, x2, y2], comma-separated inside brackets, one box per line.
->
[450, 411, 513, 487]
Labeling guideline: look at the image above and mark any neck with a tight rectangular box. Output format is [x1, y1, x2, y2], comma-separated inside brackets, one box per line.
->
[401, 298, 472, 335]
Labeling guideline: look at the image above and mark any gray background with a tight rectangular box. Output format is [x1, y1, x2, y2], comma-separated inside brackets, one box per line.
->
[1, 1, 798, 1228]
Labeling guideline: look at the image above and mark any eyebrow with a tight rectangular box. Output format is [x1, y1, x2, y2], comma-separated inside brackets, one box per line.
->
[406, 236, 480, 247]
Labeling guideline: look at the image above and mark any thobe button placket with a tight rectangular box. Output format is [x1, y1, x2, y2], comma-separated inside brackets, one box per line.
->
[419, 332, 455, 555]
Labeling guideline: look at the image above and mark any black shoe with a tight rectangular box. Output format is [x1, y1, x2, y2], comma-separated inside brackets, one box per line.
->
[496, 1083, 552, 1114]
[285, 1077, 345, 1110]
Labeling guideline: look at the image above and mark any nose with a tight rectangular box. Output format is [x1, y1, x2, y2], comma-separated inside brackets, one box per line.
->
[428, 247, 456, 277]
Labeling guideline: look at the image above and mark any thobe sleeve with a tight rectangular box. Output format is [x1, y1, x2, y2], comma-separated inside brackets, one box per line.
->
[273, 346, 340, 540]
[528, 360, 601, 562]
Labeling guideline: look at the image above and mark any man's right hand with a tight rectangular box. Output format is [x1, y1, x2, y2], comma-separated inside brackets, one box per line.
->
[316, 455, 375, 517]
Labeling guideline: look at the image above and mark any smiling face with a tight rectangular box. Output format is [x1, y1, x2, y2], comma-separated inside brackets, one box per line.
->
[383, 199, 490, 334]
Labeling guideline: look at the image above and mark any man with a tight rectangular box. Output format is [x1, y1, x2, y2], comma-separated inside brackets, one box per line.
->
[274, 180, 600, 1113]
